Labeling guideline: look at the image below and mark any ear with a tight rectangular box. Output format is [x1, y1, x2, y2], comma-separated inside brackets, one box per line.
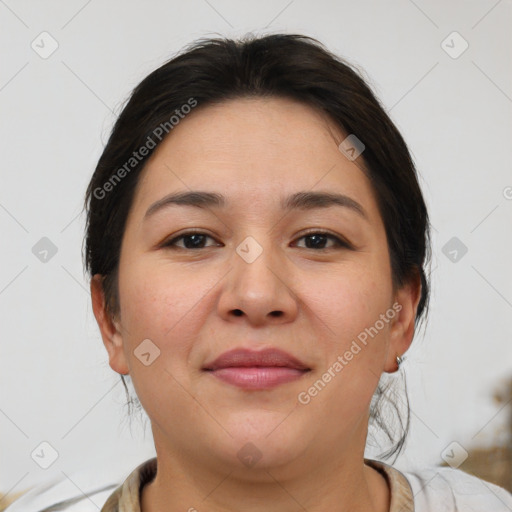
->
[90, 274, 129, 375]
[384, 272, 422, 373]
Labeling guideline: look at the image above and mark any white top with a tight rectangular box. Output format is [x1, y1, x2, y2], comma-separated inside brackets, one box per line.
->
[403, 464, 512, 511]
[5, 458, 512, 511]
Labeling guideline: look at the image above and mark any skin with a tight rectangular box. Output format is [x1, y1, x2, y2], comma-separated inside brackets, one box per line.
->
[91, 96, 421, 512]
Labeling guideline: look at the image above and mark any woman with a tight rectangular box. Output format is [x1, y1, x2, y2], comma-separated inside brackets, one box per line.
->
[7, 33, 512, 512]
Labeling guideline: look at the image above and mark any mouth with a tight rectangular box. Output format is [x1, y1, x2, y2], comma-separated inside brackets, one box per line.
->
[203, 348, 311, 390]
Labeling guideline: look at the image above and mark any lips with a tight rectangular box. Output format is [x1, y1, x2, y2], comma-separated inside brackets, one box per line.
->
[203, 348, 310, 390]
[203, 348, 310, 371]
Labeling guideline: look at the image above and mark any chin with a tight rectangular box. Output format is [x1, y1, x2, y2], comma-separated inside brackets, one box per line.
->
[213, 417, 310, 472]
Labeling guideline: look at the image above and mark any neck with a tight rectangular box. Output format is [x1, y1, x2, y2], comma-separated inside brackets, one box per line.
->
[141, 433, 390, 512]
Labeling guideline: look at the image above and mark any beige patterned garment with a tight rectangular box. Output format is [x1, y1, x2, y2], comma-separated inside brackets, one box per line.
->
[101, 457, 414, 512]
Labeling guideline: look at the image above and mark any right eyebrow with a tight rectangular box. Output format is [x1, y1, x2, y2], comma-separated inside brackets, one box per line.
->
[144, 191, 225, 220]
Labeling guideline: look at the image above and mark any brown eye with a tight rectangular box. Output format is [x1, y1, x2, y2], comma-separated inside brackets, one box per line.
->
[162, 231, 219, 250]
[293, 231, 353, 250]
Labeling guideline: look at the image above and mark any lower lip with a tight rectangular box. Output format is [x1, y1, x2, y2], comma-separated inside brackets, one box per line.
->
[206, 367, 308, 390]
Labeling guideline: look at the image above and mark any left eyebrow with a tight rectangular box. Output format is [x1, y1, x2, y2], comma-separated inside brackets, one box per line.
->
[144, 190, 367, 221]
[282, 191, 367, 219]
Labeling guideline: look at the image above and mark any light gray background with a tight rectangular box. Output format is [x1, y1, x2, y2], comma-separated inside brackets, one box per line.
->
[1, 0, 511, 499]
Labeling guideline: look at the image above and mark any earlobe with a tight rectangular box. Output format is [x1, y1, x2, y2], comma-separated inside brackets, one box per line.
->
[90, 274, 130, 375]
[385, 273, 422, 373]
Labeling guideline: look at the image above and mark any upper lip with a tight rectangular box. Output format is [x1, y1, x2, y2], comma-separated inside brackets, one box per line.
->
[203, 348, 310, 371]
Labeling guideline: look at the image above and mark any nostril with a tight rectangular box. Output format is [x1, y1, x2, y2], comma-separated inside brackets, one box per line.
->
[270, 311, 283, 317]
[233, 309, 243, 316]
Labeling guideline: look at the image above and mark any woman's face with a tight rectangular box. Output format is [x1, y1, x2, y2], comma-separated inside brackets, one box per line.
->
[93, 97, 419, 473]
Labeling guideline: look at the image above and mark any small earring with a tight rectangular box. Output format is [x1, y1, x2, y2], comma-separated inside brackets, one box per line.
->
[396, 355, 404, 370]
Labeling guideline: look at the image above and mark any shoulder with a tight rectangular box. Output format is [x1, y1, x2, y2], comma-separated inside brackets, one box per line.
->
[4, 458, 157, 512]
[3, 470, 122, 512]
[401, 464, 512, 512]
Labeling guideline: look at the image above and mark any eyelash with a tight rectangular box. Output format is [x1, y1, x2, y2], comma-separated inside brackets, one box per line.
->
[161, 229, 354, 251]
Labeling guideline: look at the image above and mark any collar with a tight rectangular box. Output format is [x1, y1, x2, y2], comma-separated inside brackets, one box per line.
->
[101, 457, 414, 511]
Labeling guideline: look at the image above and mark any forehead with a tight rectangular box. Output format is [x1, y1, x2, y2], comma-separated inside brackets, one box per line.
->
[130, 96, 381, 222]
[145, 96, 346, 171]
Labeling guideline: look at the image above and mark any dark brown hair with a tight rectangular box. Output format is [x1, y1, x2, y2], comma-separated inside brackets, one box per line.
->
[83, 33, 431, 461]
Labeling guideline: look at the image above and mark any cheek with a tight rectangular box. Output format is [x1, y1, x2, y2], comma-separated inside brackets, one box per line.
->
[303, 260, 393, 342]
[116, 262, 215, 412]
[120, 256, 206, 329]
[299, 261, 392, 404]
[117, 260, 214, 371]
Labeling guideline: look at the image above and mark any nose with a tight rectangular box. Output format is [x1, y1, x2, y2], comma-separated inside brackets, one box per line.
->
[217, 236, 299, 326]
